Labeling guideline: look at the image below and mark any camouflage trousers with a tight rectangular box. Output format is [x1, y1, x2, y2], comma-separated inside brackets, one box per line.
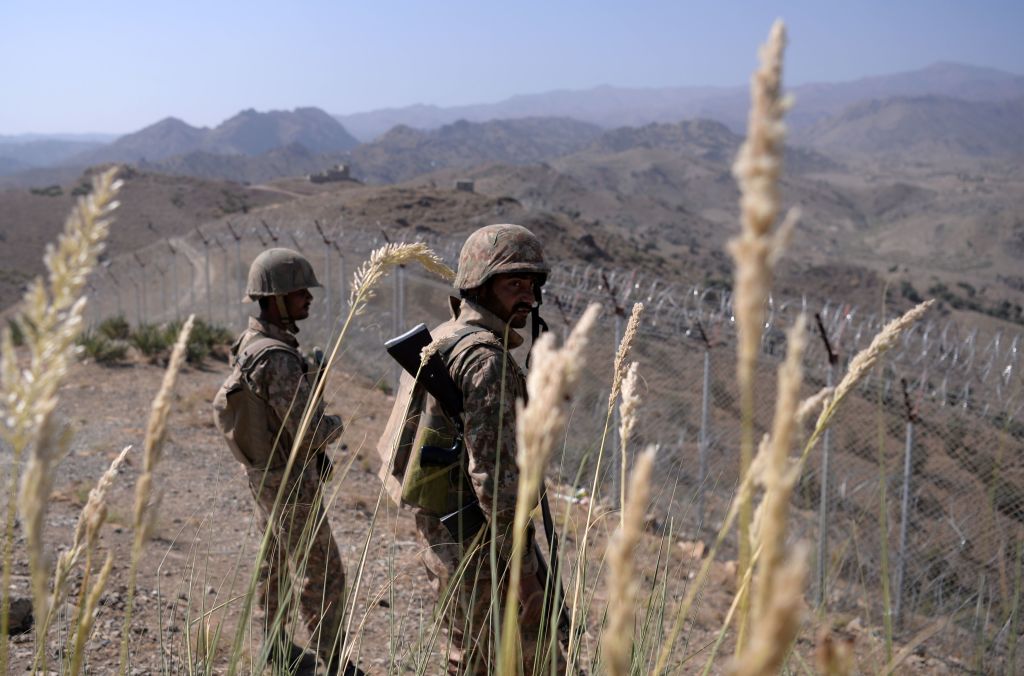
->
[415, 513, 565, 675]
[247, 464, 346, 662]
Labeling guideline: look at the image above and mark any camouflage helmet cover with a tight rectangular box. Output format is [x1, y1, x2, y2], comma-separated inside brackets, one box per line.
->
[454, 224, 549, 290]
[244, 247, 321, 300]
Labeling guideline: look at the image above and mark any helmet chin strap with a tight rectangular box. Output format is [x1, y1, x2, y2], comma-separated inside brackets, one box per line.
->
[274, 295, 299, 334]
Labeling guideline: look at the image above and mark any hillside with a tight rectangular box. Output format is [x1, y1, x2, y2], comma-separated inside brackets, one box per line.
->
[348, 117, 602, 183]
[0, 168, 290, 305]
[797, 95, 1024, 161]
[138, 143, 348, 184]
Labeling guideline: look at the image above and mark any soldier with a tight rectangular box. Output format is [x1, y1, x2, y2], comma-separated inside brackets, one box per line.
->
[378, 224, 563, 675]
[213, 248, 364, 676]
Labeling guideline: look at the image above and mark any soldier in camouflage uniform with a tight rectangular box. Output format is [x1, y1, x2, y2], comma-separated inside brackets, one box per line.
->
[378, 224, 562, 675]
[213, 248, 364, 676]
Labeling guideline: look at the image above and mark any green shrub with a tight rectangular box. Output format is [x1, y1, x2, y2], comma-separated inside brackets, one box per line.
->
[130, 323, 172, 356]
[97, 315, 131, 341]
[29, 184, 63, 197]
[162, 318, 232, 363]
[76, 331, 127, 363]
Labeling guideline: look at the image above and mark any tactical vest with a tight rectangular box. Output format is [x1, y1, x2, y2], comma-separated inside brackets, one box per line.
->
[387, 326, 493, 517]
[213, 335, 303, 471]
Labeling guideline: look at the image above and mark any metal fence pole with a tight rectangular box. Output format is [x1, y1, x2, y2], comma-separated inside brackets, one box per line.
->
[393, 265, 406, 391]
[132, 275, 142, 327]
[198, 228, 212, 323]
[132, 253, 148, 325]
[698, 346, 711, 526]
[316, 221, 332, 342]
[894, 378, 917, 626]
[815, 313, 839, 608]
[227, 222, 244, 328]
[169, 242, 180, 322]
[158, 265, 167, 324]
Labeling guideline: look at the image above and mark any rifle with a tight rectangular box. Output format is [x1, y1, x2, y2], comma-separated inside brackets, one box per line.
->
[385, 322, 571, 636]
[309, 347, 334, 480]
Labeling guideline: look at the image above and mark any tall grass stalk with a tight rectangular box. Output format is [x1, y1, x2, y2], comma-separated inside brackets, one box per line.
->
[618, 361, 641, 523]
[39, 444, 132, 669]
[726, 20, 797, 652]
[602, 445, 656, 676]
[731, 316, 809, 675]
[0, 166, 121, 672]
[120, 315, 195, 673]
[568, 301, 643, 668]
[498, 303, 600, 674]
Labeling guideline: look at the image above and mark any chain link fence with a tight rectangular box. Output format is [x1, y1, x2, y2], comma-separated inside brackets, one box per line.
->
[81, 217, 1024, 669]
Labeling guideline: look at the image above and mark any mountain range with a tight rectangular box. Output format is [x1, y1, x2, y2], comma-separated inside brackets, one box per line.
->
[335, 62, 1024, 140]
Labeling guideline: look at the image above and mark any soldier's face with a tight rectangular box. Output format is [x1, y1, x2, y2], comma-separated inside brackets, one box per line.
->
[482, 274, 536, 328]
[284, 288, 313, 320]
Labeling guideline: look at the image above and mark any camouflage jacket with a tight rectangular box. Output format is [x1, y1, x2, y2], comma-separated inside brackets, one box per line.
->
[231, 316, 342, 470]
[378, 297, 533, 562]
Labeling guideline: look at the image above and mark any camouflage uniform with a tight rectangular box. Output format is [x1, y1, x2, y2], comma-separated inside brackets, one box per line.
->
[379, 224, 560, 675]
[230, 316, 347, 663]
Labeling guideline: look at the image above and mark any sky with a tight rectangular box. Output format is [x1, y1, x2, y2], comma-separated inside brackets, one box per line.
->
[3, 0, 1024, 135]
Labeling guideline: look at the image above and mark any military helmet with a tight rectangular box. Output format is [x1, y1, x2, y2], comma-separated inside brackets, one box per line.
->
[454, 224, 549, 291]
[244, 248, 321, 300]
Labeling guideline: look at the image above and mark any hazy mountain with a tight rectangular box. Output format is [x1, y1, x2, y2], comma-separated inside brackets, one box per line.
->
[63, 108, 358, 168]
[335, 62, 1024, 139]
[0, 132, 119, 144]
[349, 117, 603, 183]
[69, 117, 208, 164]
[798, 95, 1024, 159]
[0, 139, 105, 174]
[203, 107, 358, 155]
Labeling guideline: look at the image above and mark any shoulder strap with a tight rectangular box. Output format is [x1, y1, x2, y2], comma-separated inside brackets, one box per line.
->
[236, 336, 300, 372]
[441, 325, 493, 362]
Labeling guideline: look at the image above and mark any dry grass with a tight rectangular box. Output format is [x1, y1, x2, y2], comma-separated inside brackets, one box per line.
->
[726, 20, 797, 650]
[498, 303, 600, 673]
[0, 166, 121, 671]
[602, 445, 656, 676]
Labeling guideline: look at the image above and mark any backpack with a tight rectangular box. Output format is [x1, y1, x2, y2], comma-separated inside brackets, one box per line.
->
[212, 336, 302, 471]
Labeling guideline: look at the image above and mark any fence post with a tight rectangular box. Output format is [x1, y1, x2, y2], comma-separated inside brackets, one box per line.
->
[894, 378, 917, 627]
[815, 313, 839, 608]
[157, 263, 167, 324]
[392, 265, 406, 391]
[212, 235, 229, 327]
[131, 274, 142, 328]
[226, 221, 244, 328]
[197, 227, 212, 323]
[168, 241, 180, 322]
[696, 321, 713, 527]
[132, 253, 148, 325]
[316, 221, 332, 342]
